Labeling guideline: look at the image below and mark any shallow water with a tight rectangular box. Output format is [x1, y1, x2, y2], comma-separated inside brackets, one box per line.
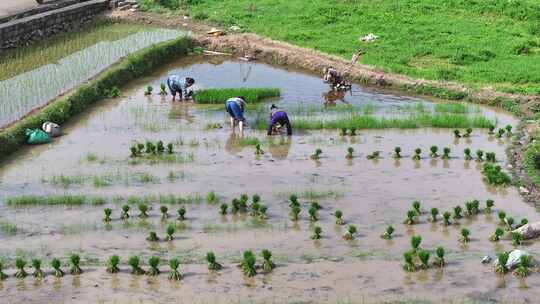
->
[0, 57, 535, 304]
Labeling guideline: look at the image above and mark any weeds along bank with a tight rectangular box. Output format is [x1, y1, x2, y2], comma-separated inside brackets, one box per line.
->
[0, 36, 196, 161]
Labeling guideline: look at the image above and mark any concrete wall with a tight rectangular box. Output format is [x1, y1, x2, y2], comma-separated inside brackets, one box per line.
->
[0, 0, 109, 51]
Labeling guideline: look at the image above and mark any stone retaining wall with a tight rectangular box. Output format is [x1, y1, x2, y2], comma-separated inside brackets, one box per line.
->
[0, 0, 109, 52]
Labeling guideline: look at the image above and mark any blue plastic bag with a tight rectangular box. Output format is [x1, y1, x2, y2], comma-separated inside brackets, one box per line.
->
[25, 128, 51, 145]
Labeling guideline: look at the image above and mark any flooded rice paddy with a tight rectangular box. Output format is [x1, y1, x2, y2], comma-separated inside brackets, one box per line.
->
[0, 56, 537, 303]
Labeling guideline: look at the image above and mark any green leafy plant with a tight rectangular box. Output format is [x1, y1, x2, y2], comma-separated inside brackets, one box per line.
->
[459, 228, 471, 243]
[430, 208, 439, 222]
[70, 254, 82, 275]
[346, 147, 354, 159]
[165, 223, 175, 241]
[465, 201, 474, 216]
[206, 252, 222, 271]
[136, 143, 145, 154]
[159, 205, 168, 219]
[476, 150, 484, 161]
[255, 143, 264, 155]
[51, 258, 64, 277]
[147, 231, 159, 242]
[485, 199, 494, 213]
[334, 209, 344, 225]
[259, 205, 268, 219]
[310, 148, 322, 160]
[496, 128, 505, 138]
[128, 256, 145, 275]
[418, 250, 430, 269]
[220, 203, 228, 215]
[393, 146, 402, 159]
[241, 251, 257, 277]
[107, 255, 120, 273]
[433, 247, 445, 267]
[488, 125, 495, 134]
[340, 128, 348, 136]
[177, 207, 186, 220]
[471, 200, 480, 214]
[442, 147, 451, 159]
[514, 255, 531, 277]
[498, 211, 506, 225]
[490, 228, 504, 242]
[430, 145, 439, 158]
[343, 224, 357, 240]
[454, 129, 461, 138]
[518, 218, 528, 228]
[121, 204, 130, 219]
[147, 256, 160, 276]
[464, 148, 472, 160]
[103, 208, 112, 222]
[453, 206, 463, 219]
[506, 217, 515, 231]
[411, 235, 422, 253]
[15, 258, 27, 278]
[168, 257, 182, 280]
[0, 261, 7, 280]
[482, 163, 511, 185]
[261, 249, 275, 273]
[505, 124, 512, 135]
[443, 211, 452, 226]
[495, 251, 509, 274]
[404, 209, 416, 225]
[403, 250, 416, 272]
[308, 206, 318, 221]
[156, 141, 165, 154]
[193, 88, 280, 104]
[250, 200, 260, 216]
[32, 258, 44, 278]
[138, 203, 149, 218]
[167, 143, 174, 154]
[366, 151, 380, 159]
[464, 128, 472, 137]
[144, 85, 153, 95]
[310, 202, 322, 210]
[485, 152, 496, 162]
[350, 128, 357, 136]
[413, 201, 421, 215]
[381, 225, 394, 239]
[130, 145, 139, 158]
[512, 232, 522, 246]
[291, 206, 301, 221]
[311, 226, 322, 240]
[106, 86, 121, 98]
[289, 194, 299, 208]
[239, 194, 249, 212]
[412, 148, 422, 160]
[159, 83, 167, 95]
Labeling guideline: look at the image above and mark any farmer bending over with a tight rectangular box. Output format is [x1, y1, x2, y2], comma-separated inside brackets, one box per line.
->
[167, 75, 195, 101]
[267, 104, 292, 136]
[323, 67, 350, 91]
[225, 96, 247, 133]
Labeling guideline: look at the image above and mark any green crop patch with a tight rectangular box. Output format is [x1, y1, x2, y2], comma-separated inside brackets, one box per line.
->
[193, 88, 280, 104]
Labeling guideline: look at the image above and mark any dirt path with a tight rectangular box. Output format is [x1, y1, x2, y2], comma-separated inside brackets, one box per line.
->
[108, 10, 539, 114]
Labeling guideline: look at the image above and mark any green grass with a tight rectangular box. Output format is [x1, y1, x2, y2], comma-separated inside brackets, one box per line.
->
[0, 220, 18, 235]
[238, 137, 261, 146]
[524, 134, 540, 188]
[186, 0, 540, 94]
[193, 88, 280, 104]
[434, 102, 480, 114]
[5, 195, 106, 206]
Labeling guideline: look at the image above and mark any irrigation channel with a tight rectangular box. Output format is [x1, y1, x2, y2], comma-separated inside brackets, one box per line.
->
[0, 54, 537, 303]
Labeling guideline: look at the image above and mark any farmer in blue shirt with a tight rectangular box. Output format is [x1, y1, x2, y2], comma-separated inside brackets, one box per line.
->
[225, 97, 247, 133]
[167, 75, 195, 101]
[267, 104, 292, 135]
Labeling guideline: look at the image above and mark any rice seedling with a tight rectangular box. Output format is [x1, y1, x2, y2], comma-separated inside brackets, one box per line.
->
[366, 151, 380, 160]
[250, 202, 260, 217]
[158, 206, 169, 219]
[496, 128, 505, 138]
[291, 206, 301, 221]
[241, 251, 257, 277]
[137, 143, 145, 154]
[334, 210, 345, 225]
[145, 141, 156, 154]
[255, 144, 264, 155]
[343, 225, 357, 240]
[259, 205, 268, 219]
[412, 148, 422, 160]
[167, 143, 174, 154]
[165, 223, 176, 241]
[311, 226, 323, 239]
[231, 199, 240, 214]
[453, 206, 463, 219]
[413, 201, 422, 215]
[505, 217, 515, 231]
[518, 218, 528, 228]
[442, 147, 451, 159]
[51, 258, 64, 277]
[498, 211, 507, 225]
[485, 199, 494, 213]
[289, 194, 300, 208]
[430, 146, 439, 158]
[346, 147, 354, 159]
[403, 250, 416, 272]
[490, 228, 504, 242]
[340, 128, 348, 136]
[459, 228, 470, 243]
[130, 145, 140, 158]
[206, 252, 222, 271]
[486, 152, 496, 162]
[454, 129, 461, 138]
[106, 87, 121, 98]
[393, 146, 402, 159]
[482, 163, 511, 186]
[512, 232, 522, 246]
[0, 261, 7, 280]
[433, 247, 445, 267]
[464, 128, 473, 137]
[32, 259, 45, 278]
[495, 252, 509, 274]
[157, 141, 165, 154]
[107, 255, 120, 273]
[261, 249, 275, 273]
[168, 258, 182, 280]
[15, 258, 28, 278]
[159, 83, 167, 95]
[308, 206, 318, 221]
[310, 202, 322, 210]
[70, 254, 82, 275]
[476, 150, 484, 161]
[6, 195, 88, 206]
[121, 204, 130, 219]
[206, 191, 218, 204]
[418, 250, 430, 269]
[488, 125, 495, 134]
[381, 225, 394, 239]
[443, 211, 452, 226]
[465, 201, 474, 216]
[430, 208, 439, 222]
[404, 210, 416, 225]
[147, 231, 159, 242]
[464, 148, 472, 160]
[144, 86, 153, 95]
[514, 255, 531, 277]
[350, 128, 357, 136]
[471, 200, 480, 214]
[411, 235, 422, 253]
[310, 148, 323, 160]
[219, 203, 228, 215]
[147, 256, 160, 276]
[138, 203, 149, 218]
[103, 208, 112, 222]
[177, 207, 186, 220]
[128, 256, 145, 275]
[193, 88, 280, 104]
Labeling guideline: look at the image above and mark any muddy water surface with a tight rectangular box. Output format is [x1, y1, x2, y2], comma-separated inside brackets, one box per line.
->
[0, 57, 535, 303]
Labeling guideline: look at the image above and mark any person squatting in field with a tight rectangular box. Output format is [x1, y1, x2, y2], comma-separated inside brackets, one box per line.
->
[225, 96, 247, 134]
[267, 104, 292, 136]
[167, 75, 195, 101]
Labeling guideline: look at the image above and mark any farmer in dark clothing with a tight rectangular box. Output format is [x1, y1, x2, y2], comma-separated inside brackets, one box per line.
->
[167, 76, 195, 101]
[323, 67, 350, 91]
[267, 104, 292, 136]
[225, 96, 247, 133]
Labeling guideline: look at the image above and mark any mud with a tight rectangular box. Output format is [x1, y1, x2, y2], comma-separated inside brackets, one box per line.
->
[0, 57, 536, 304]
